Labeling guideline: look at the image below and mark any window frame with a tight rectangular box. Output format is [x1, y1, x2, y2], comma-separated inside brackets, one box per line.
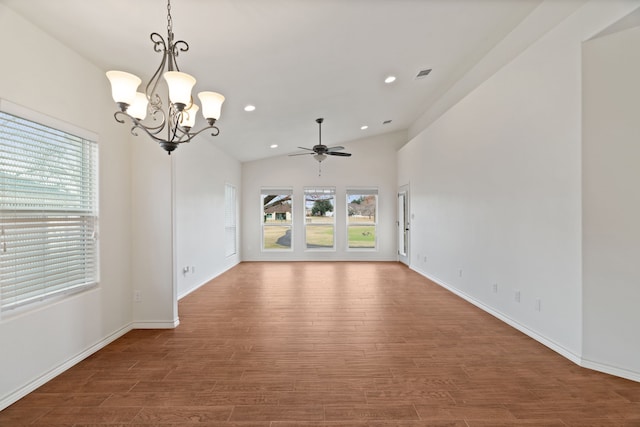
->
[261, 188, 293, 251]
[346, 188, 378, 251]
[0, 99, 99, 315]
[304, 187, 336, 251]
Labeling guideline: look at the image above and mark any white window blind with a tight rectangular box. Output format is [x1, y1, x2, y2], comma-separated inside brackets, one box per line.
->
[346, 188, 378, 196]
[224, 183, 237, 257]
[0, 109, 98, 312]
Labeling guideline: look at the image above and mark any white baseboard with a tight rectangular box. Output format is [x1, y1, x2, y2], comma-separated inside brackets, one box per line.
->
[0, 323, 133, 411]
[581, 359, 640, 383]
[177, 261, 240, 300]
[410, 265, 640, 383]
[132, 318, 180, 329]
[410, 266, 584, 362]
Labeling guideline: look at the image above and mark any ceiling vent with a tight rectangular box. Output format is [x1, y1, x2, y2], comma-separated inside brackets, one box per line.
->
[383, 120, 392, 125]
[415, 68, 432, 79]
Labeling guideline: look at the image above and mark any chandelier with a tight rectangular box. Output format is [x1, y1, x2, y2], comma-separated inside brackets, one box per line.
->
[105, 0, 225, 154]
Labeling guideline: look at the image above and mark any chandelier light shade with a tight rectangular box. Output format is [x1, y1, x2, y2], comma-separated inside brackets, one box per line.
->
[198, 92, 226, 122]
[163, 71, 196, 109]
[106, 0, 225, 154]
[179, 104, 198, 129]
[106, 71, 141, 106]
[128, 92, 149, 120]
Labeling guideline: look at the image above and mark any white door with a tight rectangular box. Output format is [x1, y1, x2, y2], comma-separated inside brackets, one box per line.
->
[398, 186, 410, 265]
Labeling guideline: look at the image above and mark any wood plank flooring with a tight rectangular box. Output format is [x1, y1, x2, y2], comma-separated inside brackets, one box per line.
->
[2, 261, 640, 426]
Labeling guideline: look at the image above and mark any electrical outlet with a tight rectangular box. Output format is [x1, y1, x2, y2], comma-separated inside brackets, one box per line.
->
[514, 290, 521, 303]
[423, 256, 427, 263]
[459, 269, 463, 277]
[133, 290, 142, 303]
[535, 298, 541, 311]
[191, 266, 195, 274]
[492, 283, 498, 293]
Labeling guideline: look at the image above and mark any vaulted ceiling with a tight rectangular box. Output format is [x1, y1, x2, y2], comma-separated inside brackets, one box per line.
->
[3, 0, 546, 162]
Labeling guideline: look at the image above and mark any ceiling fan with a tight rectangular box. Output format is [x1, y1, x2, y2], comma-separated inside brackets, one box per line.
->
[289, 118, 352, 164]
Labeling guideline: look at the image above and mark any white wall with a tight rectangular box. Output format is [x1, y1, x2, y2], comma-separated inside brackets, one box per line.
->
[0, 4, 133, 408]
[242, 131, 405, 261]
[130, 141, 177, 327]
[582, 26, 640, 379]
[398, 0, 640, 377]
[175, 139, 241, 299]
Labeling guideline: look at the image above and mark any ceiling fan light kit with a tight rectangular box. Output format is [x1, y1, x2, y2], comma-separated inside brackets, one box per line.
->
[105, 0, 225, 154]
[290, 118, 352, 176]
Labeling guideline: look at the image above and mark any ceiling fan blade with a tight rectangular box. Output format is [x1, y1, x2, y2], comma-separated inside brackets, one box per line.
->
[289, 118, 353, 165]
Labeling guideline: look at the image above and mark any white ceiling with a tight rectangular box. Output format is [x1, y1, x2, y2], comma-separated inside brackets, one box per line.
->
[3, 0, 543, 162]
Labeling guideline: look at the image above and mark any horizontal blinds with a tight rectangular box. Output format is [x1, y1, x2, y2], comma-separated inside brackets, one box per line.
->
[260, 188, 292, 196]
[304, 187, 335, 196]
[346, 188, 378, 196]
[0, 110, 98, 312]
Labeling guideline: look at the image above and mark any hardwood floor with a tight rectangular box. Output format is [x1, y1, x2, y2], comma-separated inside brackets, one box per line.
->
[2, 261, 640, 426]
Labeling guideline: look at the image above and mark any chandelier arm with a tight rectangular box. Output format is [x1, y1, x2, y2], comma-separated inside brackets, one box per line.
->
[150, 32, 167, 54]
[114, 111, 129, 124]
[185, 124, 220, 141]
[138, 120, 166, 136]
[132, 120, 179, 154]
[129, 120, 175, 145]
[115, 110, 167, 136]
[168, 112, 183, 143]
[146, 34, 169, 104]
[145, 109, 167, 134]
[172, 40, 189, 59]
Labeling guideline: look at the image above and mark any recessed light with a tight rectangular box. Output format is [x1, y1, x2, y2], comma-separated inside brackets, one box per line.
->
[384, 75, 396, 84]
[270, 144, 278, 149]
[244, 105, 256, 112]
[360, 125, 368, 130]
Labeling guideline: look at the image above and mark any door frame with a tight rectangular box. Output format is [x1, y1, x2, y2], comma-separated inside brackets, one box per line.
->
[397, 184, 410, 265]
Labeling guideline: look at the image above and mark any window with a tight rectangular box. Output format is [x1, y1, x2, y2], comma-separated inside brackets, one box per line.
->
[347, 189, 378, 249]
[304, 187, 335, 250]
[261, 188, 292, 250]
[224, 183, 237, 257]
[0, 106, 98, 313]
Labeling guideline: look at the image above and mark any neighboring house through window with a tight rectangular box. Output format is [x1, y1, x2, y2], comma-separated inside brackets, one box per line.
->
[261, 188, 293, 250]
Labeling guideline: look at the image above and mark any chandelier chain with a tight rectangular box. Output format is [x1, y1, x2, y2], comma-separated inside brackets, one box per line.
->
[167, 0, 173, 34]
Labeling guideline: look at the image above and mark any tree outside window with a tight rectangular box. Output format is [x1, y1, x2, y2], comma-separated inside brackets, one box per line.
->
[347, 190, 378, 249]
[304, 187, 335, 249]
